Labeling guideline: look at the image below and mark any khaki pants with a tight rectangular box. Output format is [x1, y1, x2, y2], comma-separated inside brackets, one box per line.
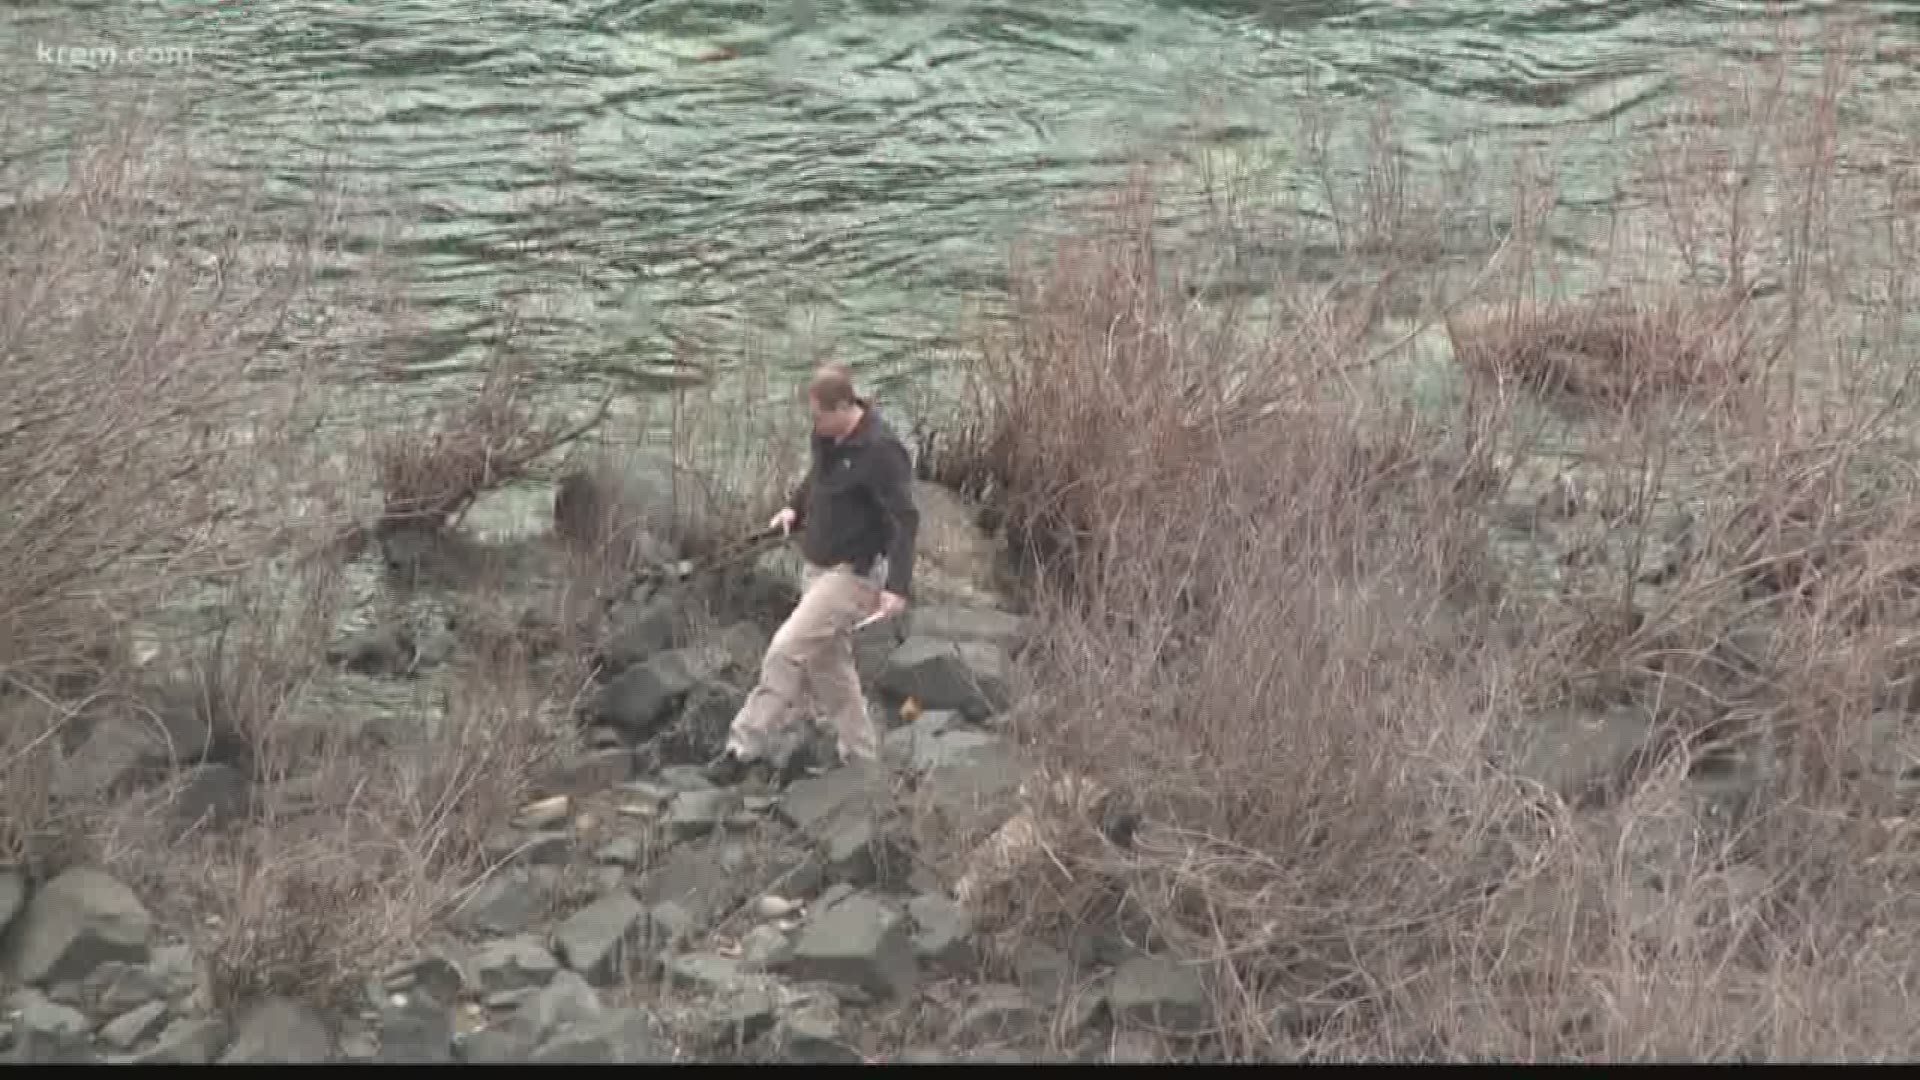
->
[724, 559, 885, 766]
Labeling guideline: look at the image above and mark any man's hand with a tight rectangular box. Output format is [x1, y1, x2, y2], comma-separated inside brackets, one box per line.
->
[769, 507, 798, 536]
[875, 591, 908, 622]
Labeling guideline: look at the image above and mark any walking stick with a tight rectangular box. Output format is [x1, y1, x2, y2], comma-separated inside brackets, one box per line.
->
[599, 523, 792, 616]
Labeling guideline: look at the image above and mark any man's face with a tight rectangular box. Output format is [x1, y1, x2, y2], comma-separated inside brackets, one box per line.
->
[809, 394, 857, 438]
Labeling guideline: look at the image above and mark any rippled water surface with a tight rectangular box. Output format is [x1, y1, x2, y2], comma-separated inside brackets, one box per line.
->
[5, 1, 1919, 404]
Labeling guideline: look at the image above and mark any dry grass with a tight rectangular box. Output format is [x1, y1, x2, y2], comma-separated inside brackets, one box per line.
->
[660, 357, 810, 563]
[0, 99, 588, 1014]
[1446, 293, 1756, 408]
[371, 341, 610, 538]
[0, 108, 321, 701]
[930, 21, 1920, 1062]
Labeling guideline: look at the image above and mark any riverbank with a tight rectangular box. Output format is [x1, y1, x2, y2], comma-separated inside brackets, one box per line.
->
[10, 29, 1920, 1060]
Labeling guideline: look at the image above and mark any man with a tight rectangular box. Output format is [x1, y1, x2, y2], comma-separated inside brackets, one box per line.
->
[706, 363, 920, 786]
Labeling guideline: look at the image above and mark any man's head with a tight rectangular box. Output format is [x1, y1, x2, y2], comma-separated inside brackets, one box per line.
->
[807, 362, 864, 439]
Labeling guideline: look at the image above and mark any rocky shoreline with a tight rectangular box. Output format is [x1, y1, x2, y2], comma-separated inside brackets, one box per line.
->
[0, 477, 1204, 1064]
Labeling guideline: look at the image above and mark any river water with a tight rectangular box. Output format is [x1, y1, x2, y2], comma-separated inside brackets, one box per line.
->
[5, 1, 1919, 416]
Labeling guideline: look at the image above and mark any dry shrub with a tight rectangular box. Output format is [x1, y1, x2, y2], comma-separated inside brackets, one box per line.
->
[112, 621, 569, 1012]
[934, 19, 1920, 1059]
[936, 175, 1527, 1057]
[0, 106, 324, 698]
[936, 172, 1425, 591]
[1446, 293, 1756, 408]
[662, 356, 809, 562]
[1, 100, 580, 1012]
[372, 340, 608, 536]
[0, 99, 346, 867]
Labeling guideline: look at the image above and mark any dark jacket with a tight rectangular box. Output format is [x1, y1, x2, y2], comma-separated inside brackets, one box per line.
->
[787, 400, 920, 598]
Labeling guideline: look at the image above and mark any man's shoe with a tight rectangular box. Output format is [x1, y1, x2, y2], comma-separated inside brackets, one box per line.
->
[704, 750, 753, 787]
[775, 753, 814, 789]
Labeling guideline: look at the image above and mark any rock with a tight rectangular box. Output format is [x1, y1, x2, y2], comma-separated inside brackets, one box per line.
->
[657, 764, 717, 792]
[552, 459, 676, 567]
[129, 1015, 229, 1064]
[910, 605, 1028, 649]
[219, 996, 334, 1063]
[777, 766, 884, 837]
[769, 996, 862, 1063]
[1509, 705, 1653, 804]
[0, 867, 152, 986]
[967, 1046, 1036, 1063]
[95, 960, 172, 1012]
[598, 595, 682, 677]
[901, 480, 1010, 608]
[775, 765, 897, 887]
[659, 683, 746, 767]
[514, 795, 573, 831]
[666, 788, 741, 841]
[618, 778, 679, 805]
[167, 763, 251, 833]
[469, 936, 560, 994]
[383, 952, 467, 1002]
[11, 988, 90, 1042]
[852, 618, 903, 684]
[552, 889, 646, 985]
[881, 707, 958, 766]
[637, 841, 807, 947]
[686, 988, 777, 1051]
[952, 984, 1040, 1042]
[662, 951, 751, 995]
[339, 1029, 379, 1060]
[52, 721, 150, 804]
[148, 941, 200, 997]
[459, 969, 605, 1062]
[99, 1000, 169, 1050]
[738, 924, 793, 969]
[544, 749, 635, 798]
[0, 869, 24, 937]
[414, 625, 457, 670]
[590, 647, 727, 739]
[1108, 955, 1209, 1035]
[907, 893, 975, 972]
[1101, 1028, 1170, 1062]
[529, 1008, 671, 1063]
[756, 894, 802, 919]
[450, 873, 547, 936]
[484, 829, 573, 867]
[464, 967, 610, 1061]
[713, 622, 772, 675]
[878, 637, 1011, 721]
[916, 738, 1027, 837]
[814, 882, 856, 914]
[326, 624, 416, 676]
[595, 837, 643, 867]
[907, 727, 1002, 775]
[819, 811, 902, 889]
[457, 1028, 534, 1064]
[376, 992, 454, 1063]
[779, 892, 918, 999]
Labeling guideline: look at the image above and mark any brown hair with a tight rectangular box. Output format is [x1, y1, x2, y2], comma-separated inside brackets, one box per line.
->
[807, 362, 859, 411]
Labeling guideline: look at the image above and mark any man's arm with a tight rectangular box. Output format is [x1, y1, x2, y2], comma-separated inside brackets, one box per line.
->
[871, 439, 920, 598]
[786, 474, 811, 527]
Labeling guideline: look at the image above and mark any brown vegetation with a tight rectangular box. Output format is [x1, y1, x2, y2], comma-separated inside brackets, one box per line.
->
[371, 344, 609, 538]
[0, 103, 592, 1012]
[930, 25, 1920, 1061]
[9, 12, 1920, 1064]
